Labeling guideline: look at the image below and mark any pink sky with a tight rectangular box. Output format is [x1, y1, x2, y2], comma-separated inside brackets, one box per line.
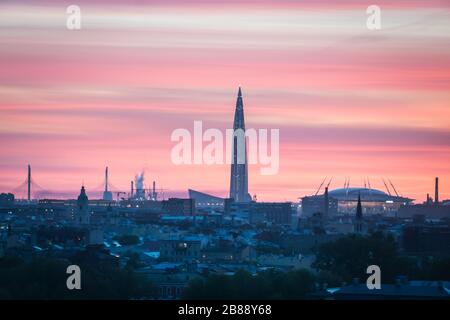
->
[0, 0, 449, 202]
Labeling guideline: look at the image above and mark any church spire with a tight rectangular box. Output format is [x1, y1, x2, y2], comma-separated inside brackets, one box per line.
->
[356, 193, 363, 220]
[355, 193, 363, 233]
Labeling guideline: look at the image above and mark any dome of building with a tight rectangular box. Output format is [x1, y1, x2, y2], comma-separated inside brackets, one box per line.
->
[328, 187, 394, 201]
[77, 186, 88, 203]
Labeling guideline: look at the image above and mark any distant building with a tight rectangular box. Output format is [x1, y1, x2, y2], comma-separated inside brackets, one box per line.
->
[0, 193, 14, 207]
[159, 237, 202, 262]
[301, 187, 412, 217]
[35, 225, 96, 248]
[224, 200, 253, 220]
[301, 193, 338, 218]
[250, 202, 293, 226]
[188, 189, 225, 209]
[398, 204, 450, 219]
[402, 224, 450, 255]
[278, 233, 344, 254]
[162, 198, 195, 216]
[137, 262, 199, 299]
[76, 186, 90, 225]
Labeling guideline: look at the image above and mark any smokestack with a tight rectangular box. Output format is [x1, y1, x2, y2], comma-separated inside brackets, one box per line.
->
[152, 180, 156, 201]
[27, 164, 31, 202]
[105, 167, 109, 192]
[426, 193, 430, 205]
[131, 181, 134, 197]
[435, 177, 439, 204]
[324, 187, 329, 217]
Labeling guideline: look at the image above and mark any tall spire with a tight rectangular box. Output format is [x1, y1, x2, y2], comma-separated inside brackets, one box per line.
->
[356, 193, 363, 220]
[355, 193, 363, 233]
[229, 87, 251, 203]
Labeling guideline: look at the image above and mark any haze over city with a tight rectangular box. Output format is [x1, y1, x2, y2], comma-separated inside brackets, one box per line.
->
[1, 0, 449, 202]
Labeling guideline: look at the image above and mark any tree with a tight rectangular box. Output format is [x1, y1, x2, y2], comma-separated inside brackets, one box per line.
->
[182, 268, 316, 300]
[0, 255, 156, 299]
[313, 232, 412, 283]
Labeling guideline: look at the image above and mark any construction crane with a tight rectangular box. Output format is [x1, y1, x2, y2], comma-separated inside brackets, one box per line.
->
[345, 177, 351, 196]
[388, 179, 401, 197]
[314, 177, 327, 196]
[326, 177, 333, 189]
[382, 178, 392, 196]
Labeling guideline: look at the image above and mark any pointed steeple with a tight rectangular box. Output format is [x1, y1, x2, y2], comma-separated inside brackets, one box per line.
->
[238, 86, 242, 97]
[356, 193, 363, 220]
[354, 192, 364, 233]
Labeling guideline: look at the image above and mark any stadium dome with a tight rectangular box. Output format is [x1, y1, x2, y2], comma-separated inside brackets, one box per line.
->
[328, 187, 396, 201]
[301, 187, 413, 217]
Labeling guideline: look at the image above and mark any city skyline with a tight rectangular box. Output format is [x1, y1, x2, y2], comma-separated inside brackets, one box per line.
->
[1, 0, 450, 202]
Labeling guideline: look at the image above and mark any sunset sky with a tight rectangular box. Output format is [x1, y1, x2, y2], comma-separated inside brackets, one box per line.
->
[0, 0, 449, 202]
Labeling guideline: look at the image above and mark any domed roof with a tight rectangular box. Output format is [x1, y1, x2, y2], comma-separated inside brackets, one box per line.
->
[77, 186, 88, 202]
[327, 187, 392, 201]
[329, 187, 387, 197]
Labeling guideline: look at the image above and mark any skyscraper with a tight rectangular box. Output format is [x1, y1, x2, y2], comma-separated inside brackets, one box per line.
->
[229, 87, 252, 203]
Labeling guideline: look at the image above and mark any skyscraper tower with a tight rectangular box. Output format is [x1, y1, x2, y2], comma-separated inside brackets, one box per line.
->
[229, 87, 252, 203]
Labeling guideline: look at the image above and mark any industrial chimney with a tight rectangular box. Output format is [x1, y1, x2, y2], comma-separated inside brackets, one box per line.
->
[105, 167, 109, 192]
[152, 180, 157, 201]
[435, 177, 439, 204]
[131, 181, 134, 198]
[102, 166, 113, 201]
